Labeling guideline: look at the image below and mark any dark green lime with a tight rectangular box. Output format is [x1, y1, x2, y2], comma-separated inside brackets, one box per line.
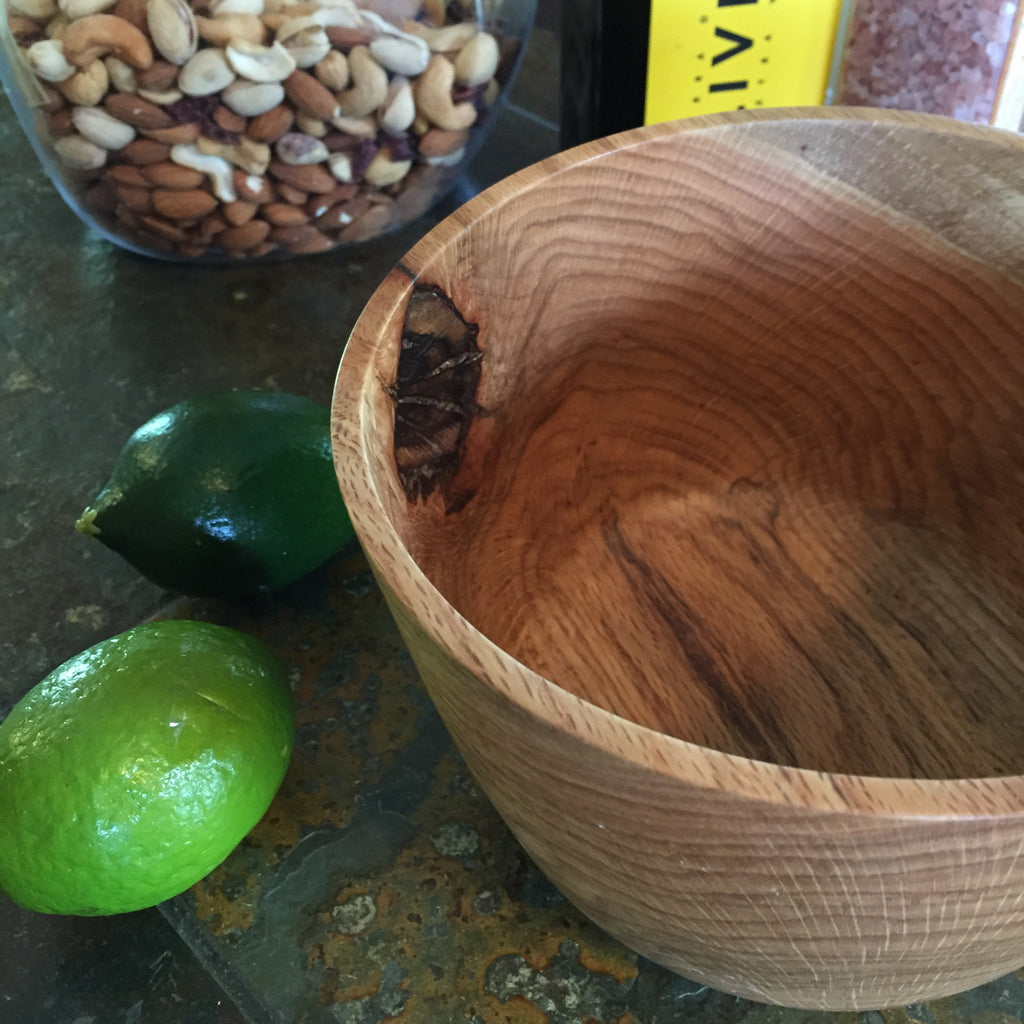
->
[76, 389, 354, 597]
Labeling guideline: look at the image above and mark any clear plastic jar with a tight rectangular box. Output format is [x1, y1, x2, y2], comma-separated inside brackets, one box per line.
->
[0, 0, 535, 260]
[835, 0, 1024, 129]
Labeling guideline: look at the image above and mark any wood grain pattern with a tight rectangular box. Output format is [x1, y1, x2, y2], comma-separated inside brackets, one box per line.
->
[332, 109, 1024, 1010]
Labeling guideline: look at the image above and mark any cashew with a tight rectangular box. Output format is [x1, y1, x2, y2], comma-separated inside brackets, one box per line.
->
[170, 142, 237, 200]
[274, 131, 328, 165]
[196, 134, 271, 175]
[313, 50, 347, 92]
[60, 0, 118, 18]
[72, 104, 136, 147]
[146, 0, 198, 64]
[8, 0, 58, 18]
[221, 77, 284, 115]
[453, 30, 498, 87]
[326, 150, 352, 182]
[178, 47, 236, 95]
[53, 132, 107, 168]
[62, 14, 153, 68]
[328, 112, 375, 137]
[195, 13, 266, 47]
[137, 86, 182, 103]
[104, 54, 138, 90]
[276, 18, 331, 68]
[294, 111, 327, 136]
[58, 57, 110, 103]
[369, 30, 429, 77]
[425, 21, 479, 52]
[363, 150, 411, 187]
[25, 39, 77, 82]
[413, 54, 476, 131]
[209, 0, 262, 13]
[378, 76, 414, 134]
[46, 14, 71, 40]
[335, 45, 386, 118]
[226, 39, 296, 82]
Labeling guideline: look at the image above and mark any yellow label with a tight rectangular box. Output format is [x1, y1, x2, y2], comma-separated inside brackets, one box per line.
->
[645, 0, 847, 123]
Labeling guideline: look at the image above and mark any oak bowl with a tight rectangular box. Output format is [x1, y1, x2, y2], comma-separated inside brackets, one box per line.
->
[331, 108, 1024, 1011]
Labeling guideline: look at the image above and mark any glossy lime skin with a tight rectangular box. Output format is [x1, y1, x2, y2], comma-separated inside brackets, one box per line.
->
[0, 620, 293, 916]
[79, 389, 354, 598]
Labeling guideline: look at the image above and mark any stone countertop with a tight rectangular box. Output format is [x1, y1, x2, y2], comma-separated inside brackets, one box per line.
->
[3, 11, 1024, 1023]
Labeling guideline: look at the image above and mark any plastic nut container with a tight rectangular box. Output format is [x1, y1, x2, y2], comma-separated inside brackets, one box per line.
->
[0, 0, 535, 261]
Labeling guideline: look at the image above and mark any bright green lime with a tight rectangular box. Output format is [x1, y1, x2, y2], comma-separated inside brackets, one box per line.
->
[76, 389, 354, 598]
[0, 619, 293, 916]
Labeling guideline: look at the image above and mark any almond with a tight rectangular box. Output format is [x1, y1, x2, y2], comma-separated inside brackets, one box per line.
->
[247, 103, 293, 144]
[271, 223, 334, 254]
[143, 123, 201, 144]
[213, 105, 247, 134]
[260, 202, 308, 226]
[118, 138, 172, 165]
[216, 218, 271, 251]
[105, 164, 152, 187]
[104, 92, 175, 131]
[268, 158, 335, 193]
[304, 182, 357, 217]
[135, 59, 180, 91]
[222, 199, 257, 225]
[141, 161, 205, 188]
[138, 214, 187, 240]
[324, 26, 372, 50]
[114, 184, 154, 213]
[232, 168, 275, 203]
[284, 69, 338, 121]
[151, 187, 218, 219]
[418, 127, 469, 158]
[274, 182, 308, 205]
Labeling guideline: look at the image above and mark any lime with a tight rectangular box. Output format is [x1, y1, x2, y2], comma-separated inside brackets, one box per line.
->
[76, 389, 354, 598]
[0, 619, 293, 916]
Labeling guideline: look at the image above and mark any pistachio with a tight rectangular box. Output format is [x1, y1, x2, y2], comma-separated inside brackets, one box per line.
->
[274, 131, 328, 165]
[25, 39, 77, 82]
[221, 77, 284, 115]
[170, 142, 237, 200]
[226, 39, 296, 82]
[146, 0, 198, 64]
[178, 47, 236, 95]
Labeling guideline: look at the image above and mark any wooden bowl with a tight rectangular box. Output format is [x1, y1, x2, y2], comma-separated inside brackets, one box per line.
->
[331, 108, 1024, 1011]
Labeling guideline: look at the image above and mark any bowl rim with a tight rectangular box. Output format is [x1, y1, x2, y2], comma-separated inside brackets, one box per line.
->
[332, 106, 1024, 819]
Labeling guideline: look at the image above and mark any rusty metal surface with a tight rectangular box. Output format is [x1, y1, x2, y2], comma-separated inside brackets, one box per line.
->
[161, 548, 1024, 1024]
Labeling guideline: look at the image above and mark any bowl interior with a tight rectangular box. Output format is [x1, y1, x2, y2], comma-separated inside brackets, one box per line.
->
[358, 114, 1024, 780]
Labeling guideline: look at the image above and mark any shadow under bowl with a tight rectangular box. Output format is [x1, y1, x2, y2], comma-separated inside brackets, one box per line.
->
[332, 108, 1024, 1011]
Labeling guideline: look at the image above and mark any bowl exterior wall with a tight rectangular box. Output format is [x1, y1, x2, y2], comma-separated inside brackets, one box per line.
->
[373, 576, 1024, 1010]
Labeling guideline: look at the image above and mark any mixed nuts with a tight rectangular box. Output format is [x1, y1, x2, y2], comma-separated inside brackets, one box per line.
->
[5, 0, 516, 258]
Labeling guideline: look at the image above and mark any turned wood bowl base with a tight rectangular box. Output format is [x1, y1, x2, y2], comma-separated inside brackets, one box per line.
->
[333, 109, 1024, 1010]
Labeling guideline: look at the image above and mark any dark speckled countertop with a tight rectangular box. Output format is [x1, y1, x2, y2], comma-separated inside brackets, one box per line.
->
[5, 7, 1024, 1023]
